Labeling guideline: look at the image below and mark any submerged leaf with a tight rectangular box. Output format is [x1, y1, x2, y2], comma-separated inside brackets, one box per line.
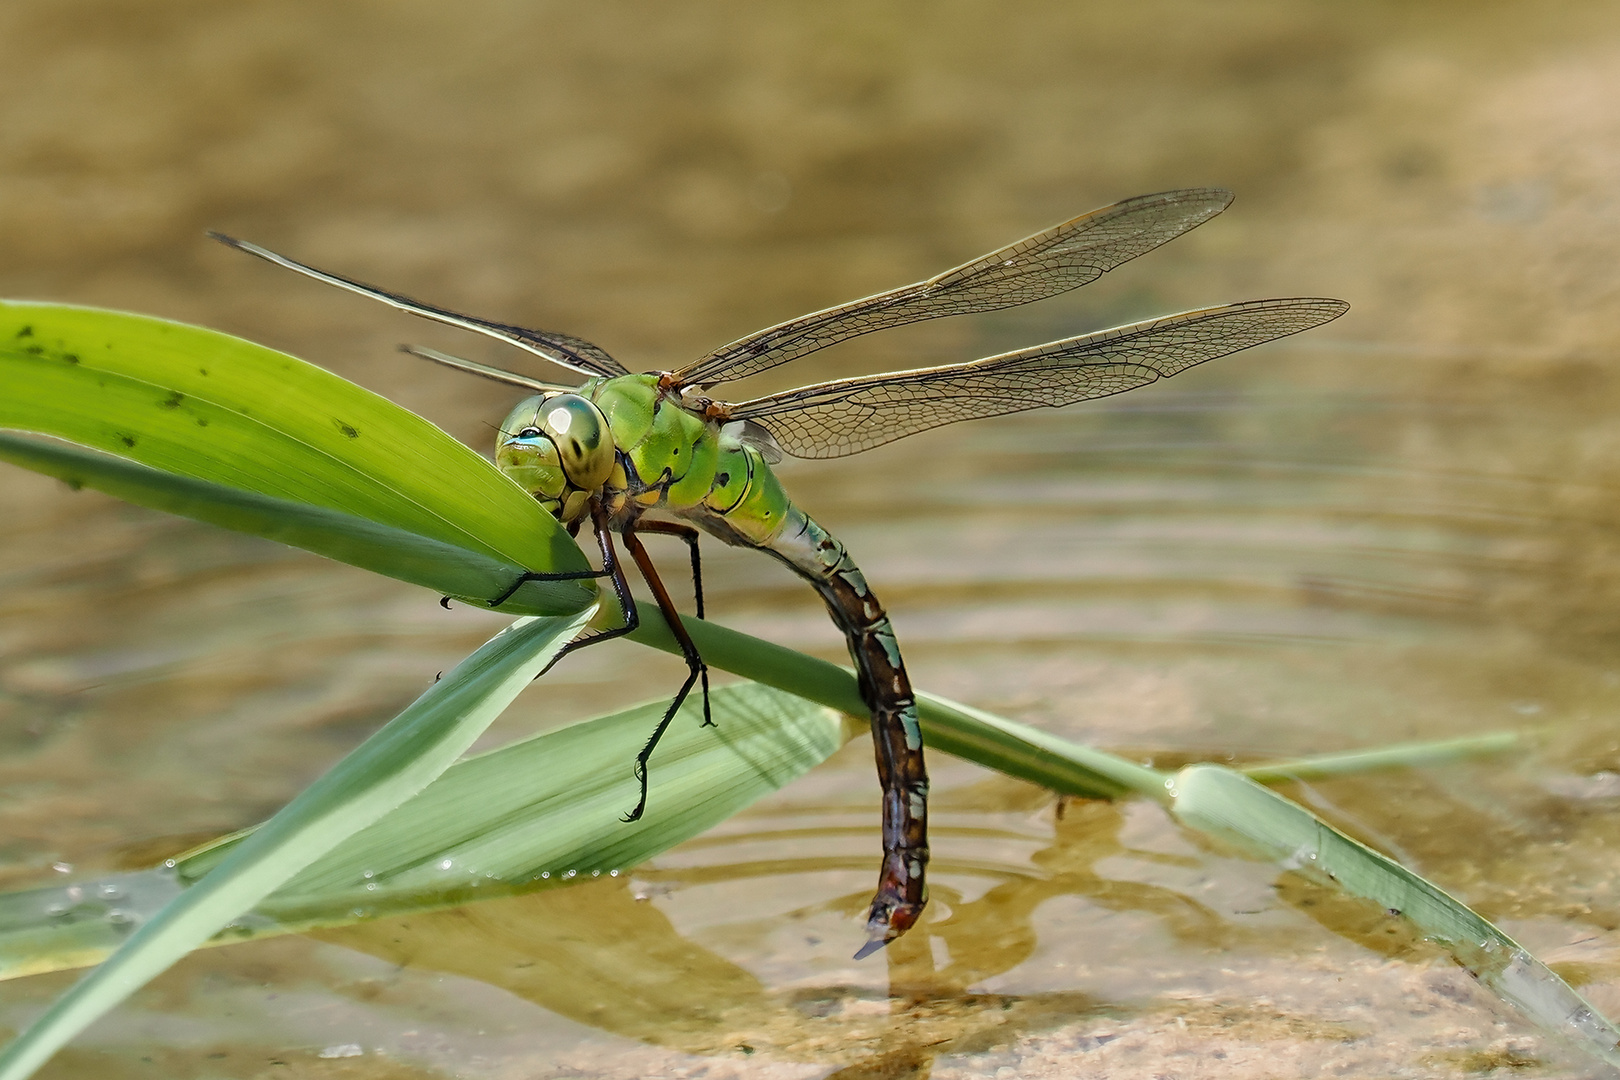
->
[0, 609, 593, 1080]
[1171, 764, 1620, 1068]
[0, 682, 850, 978]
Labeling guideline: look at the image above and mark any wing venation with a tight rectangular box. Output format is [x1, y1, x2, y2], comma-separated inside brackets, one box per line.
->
[727, 298, 1348, 458]
[671, 188, 1235, 388]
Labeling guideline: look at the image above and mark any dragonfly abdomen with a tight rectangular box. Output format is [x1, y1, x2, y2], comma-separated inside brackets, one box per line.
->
[753, 504, 930, 953]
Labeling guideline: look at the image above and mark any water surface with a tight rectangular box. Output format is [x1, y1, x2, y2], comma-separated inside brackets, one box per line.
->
[5, 3, 1620, 1076]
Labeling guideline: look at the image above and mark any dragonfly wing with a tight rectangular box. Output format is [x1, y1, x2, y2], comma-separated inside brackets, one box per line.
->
[726, 297, 1348, 458]
[398, 345, 573, 394]
[670, 188, 1234, 389]
[209, 233, 628, 380]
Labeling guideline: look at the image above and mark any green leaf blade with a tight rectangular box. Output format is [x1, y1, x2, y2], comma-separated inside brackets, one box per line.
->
[0, 433, 589, 614]
[0, 684, 849, 978]
[1171, 763, 1620, 1068]
[0, 302, 592, 612]
[0, 608, 594, 1080]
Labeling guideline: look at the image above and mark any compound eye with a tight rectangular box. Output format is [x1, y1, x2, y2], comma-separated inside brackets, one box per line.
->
[540, 394, 615, 490]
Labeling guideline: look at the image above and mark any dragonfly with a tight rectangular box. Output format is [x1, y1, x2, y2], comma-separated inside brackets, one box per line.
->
[212, 188, 1348, 958]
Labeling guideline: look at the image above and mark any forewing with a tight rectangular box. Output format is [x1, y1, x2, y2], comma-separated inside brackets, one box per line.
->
[727, 298, 1348, 458]
[671, 188, 1234, 388]
[209, 233, 628, 379]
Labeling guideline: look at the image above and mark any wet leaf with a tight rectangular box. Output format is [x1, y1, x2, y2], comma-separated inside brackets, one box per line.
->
[0, 608, 593, 1080]
[1172, 764, 1620, 1069]
[0, 682, 850, 977]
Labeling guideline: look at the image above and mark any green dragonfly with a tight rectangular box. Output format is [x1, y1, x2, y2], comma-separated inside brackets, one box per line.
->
[213, 188, 1347, 957]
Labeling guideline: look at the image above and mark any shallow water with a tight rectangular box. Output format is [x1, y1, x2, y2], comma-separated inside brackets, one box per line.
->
[6, 2, 1620, 1076]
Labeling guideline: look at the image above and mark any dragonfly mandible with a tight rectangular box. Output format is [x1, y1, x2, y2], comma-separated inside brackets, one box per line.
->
[212, 188, 1348, 957]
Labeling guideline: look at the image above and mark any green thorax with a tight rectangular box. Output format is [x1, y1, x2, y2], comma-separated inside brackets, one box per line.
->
[500, 373, 794, 546]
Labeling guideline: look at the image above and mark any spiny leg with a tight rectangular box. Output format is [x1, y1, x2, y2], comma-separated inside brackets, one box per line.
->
[487, 564, 611, 609]
[557, 502, 640, 650]
[442, 555, 609, 610]
[620, 523, 710, 823]
[536, 501, 640, 679]
[631, 520, 711, 725]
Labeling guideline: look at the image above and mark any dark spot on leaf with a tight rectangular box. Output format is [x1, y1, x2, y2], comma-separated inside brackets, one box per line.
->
[161, 392, 184, 409]
[337, 421, 359, 439]
[23, 344, 42, 355]
[65, 478, 83, 492]
[196, 417, 209, 427]
[62, 353, 78, 364]
[118, 433, 137, 448]
[16, 325, 33, 338]
[198, 368, 208, 376]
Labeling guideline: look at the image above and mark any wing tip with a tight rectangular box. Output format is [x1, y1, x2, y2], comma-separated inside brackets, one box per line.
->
[1123, 187, 1236, 213]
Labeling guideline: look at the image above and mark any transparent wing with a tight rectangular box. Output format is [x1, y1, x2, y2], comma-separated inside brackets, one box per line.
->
[725, 298, 1349, 459]
[398, 344, 572, 394]
[208, 233, 628, 380]
[671, 188, 1234, 389]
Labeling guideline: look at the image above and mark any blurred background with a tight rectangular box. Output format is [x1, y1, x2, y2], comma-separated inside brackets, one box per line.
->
[5, 2, 1620, 1076]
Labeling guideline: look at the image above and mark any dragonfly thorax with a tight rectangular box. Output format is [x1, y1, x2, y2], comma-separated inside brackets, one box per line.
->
[495, 392, 616, 522]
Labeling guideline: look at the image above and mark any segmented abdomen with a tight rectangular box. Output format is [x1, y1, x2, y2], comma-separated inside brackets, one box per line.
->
[680, 444, 929, 951]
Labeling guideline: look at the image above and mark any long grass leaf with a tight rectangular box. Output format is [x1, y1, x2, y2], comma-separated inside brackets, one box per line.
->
[0, 608, 593, 1080]
[0, 684, 850, 979]
[0, 432, 589, 614]
[631, 607, 1162, 799]
[1171, 764, 1620, 1068]
[0, 302, 592, 613]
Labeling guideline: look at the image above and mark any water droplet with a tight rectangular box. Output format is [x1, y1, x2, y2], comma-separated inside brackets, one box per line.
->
[610, 869, 620, 877]
[540, 871, 550, 879]
[51, 861, 72, 874]
[362, 870, 375, 879]
[318, 1044, 363, 1059]
[163, 858, 177, 869]
[106, 909, 134, 927]
[565, 869, 577, 879]
[99, 884, 124, 900]
[45, 902, 68, 917]
[591, 869, 601, 878]
[65, 886, 83, 902]
[365, 883, 378, 891]
[439, 859, 453, 871]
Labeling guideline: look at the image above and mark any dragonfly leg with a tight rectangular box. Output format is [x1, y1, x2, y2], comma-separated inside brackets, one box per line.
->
[619, 523, 710, 822]
[546, 501, 639, 658]
[487, 564, 611, 609]
[632, 520, 705, 617]
[629, 520, 712, 726]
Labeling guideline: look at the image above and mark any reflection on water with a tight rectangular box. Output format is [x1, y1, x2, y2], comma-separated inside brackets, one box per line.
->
[6, 1, 1620, 1076]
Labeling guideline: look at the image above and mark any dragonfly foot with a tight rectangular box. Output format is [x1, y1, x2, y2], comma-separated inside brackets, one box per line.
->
[489, 567, 611, 608]
[440, 596, 454, 609]
[698, 664, 714, 727]
[621, 760, 651, 824]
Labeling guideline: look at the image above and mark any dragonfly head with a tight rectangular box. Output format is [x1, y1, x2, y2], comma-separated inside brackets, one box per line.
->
[496, 393, 616, 521]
